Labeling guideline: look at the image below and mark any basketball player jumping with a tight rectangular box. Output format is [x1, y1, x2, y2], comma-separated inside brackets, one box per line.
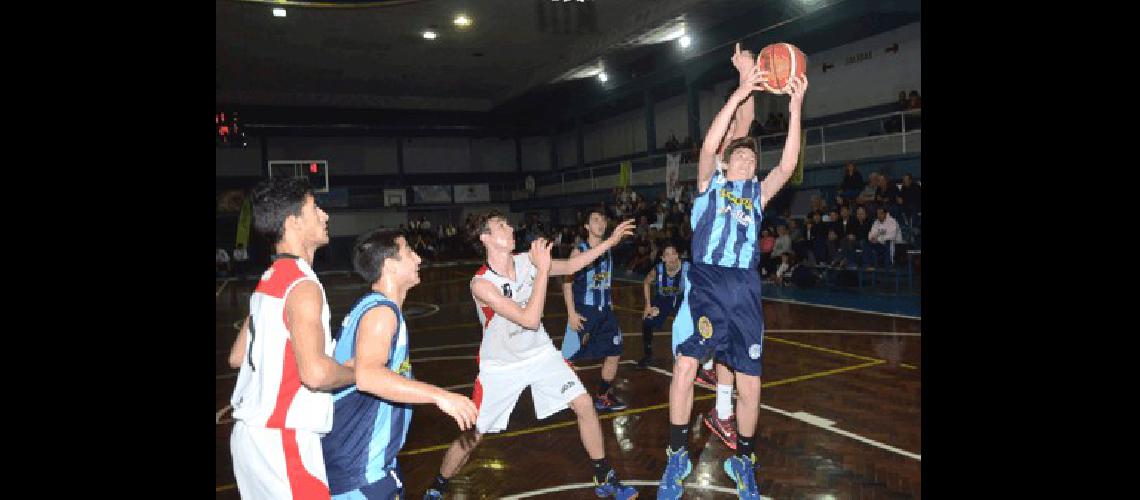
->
[423, 211, 638, 499]
[656, 61, 809, 499]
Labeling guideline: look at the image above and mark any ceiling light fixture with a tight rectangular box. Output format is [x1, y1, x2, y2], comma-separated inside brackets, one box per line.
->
[423, 30, 438, 40]
[598, 71, 608, 83]
[272, 8, 286, 17]
[454, 14, 471, 27]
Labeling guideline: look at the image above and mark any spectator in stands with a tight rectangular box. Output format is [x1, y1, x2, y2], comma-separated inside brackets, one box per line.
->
[897, 173, 921, 226]
[665, 134, 681, 152]
[839, 230, 857, 269]
[837, 163, 865, 207]
[850, 206, 872, 266]
[856, 172, 880, 207]
[759, 228, 776, 258]
[805, 212, 827, 266]
[896, 91, 909, 110]
[836, 205, 854, 239]
[788, 218, 807, 262]
[810, 194, 827, 216]
[773, 252, 797, 287]
[908, 90, 921, 109]
[824, 229, 845, 268]
[875, 173, 901, 220]
[626, 238, 654, 275]
[864, 207, 901, 268]
[767, 225, 792, 276]
[421, 217, 431, 231]
[233, 243, 249, 280]
[216, 247, 231, 277]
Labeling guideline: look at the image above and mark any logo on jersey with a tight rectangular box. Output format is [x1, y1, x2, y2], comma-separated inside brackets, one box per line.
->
[590, 272, 611, 289]
[260, 268, 274, 281]
[659, 285, 681, 296]
[560, 380, 576, 394]
[397, 358, 412, 375]
[501, 283, 513, 298]
[698, 316, 713, 339]
[749, 344, 763, 360]
[613, 335, 621, 345]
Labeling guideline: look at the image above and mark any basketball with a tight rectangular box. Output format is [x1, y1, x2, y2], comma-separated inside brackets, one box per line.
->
[756, 42, 807, 94]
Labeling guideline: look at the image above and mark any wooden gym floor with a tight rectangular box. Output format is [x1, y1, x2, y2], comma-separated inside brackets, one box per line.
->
[216, 264, 920, 499]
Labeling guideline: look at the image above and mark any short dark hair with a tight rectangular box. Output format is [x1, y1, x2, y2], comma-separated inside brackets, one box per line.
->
[352, 228, 404, 284]
[722, 136, 757, 164]
[585, 208, 606, 222]
[251, 177, 313, 245]
[661, 240, 680, 254]
[468, 210, 506, 256]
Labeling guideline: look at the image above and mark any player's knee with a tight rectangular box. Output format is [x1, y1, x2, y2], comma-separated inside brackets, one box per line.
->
[568, 393, 596, 416]
[674, 355, 699, 377]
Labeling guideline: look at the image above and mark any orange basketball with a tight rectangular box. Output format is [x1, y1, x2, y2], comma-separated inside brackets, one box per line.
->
[756, 43, 807, 94]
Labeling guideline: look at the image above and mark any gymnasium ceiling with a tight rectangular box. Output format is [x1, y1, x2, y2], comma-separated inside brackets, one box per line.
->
[216, 0, 920, 127]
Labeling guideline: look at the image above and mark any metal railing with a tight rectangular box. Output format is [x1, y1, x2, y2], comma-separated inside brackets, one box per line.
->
[521, 109, 921, 200]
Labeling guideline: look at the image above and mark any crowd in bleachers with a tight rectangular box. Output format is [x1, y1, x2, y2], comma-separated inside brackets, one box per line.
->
[218, 161, 919, 290]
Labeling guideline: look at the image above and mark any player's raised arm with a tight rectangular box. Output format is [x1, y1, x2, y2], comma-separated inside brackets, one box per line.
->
[730, 42, 757, 143]
[759, 74, 809, 209]
[550, 220, 635, 276]
[700, 66, 769, 193]
[473, 238, 553, 331]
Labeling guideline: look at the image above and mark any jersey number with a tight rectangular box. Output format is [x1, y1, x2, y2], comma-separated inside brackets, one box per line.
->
[246, 315, 256, 372]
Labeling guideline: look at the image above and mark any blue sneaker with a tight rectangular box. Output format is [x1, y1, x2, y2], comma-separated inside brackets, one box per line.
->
[656, 448, 691, 499]
[594, 470, 638, 499]
[723, 454, 760, 499]
[423, 489, 443, 500]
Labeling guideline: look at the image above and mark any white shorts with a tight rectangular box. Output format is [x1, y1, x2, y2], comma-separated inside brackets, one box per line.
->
[231, 420, 331, 500]
[472, 347, 588, 434]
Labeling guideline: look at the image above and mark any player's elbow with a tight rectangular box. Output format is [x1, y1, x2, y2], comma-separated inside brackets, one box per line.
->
[299, 362, 333, 390]
[227, 352, 243, 370]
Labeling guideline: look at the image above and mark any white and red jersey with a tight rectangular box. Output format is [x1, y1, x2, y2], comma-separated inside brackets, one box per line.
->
[473, 253, 555, 367]
[230, 256, 335, 434]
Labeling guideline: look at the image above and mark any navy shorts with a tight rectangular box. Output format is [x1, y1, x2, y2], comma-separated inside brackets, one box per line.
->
[643, 295, 682, 331]
[675, 261, 766, 376]
[332, 464, 404, 499]
[569, 305, 623, 360]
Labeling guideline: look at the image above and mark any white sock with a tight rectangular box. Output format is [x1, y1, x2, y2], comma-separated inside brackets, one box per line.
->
[702, 359, 714, 371]
[716, 384, 734, 419]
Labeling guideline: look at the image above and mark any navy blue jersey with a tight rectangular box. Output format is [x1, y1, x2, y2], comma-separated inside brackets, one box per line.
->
[571, 241, 613, 308]
[690, 170, 764, 269]
[322, 292, 413, 495]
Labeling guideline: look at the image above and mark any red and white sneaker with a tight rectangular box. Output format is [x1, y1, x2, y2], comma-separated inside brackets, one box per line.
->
[695, 367, 717, 387]
[702, 407, 738, 450]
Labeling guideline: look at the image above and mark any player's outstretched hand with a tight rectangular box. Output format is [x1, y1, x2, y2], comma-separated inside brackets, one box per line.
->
[568, 312, 588, 331]
[607, 219, 636, 245]
[787, 74, 809, 111]
[529, 237, 553, 273]
[731, 42, 756, 80]
[435, 391, 478, 431]
[643, 306, 660, 319]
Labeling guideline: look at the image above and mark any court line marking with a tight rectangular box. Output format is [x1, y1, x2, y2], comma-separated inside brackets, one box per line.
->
[395, 361, 881, 458]
[645, 361, 919, 461]
[611, 276, 921, 320]
[500, 479, 763, 499]
[440, 360, 636, 391]
[762, 297, 921, 320]
[215, 279, 231, 297]
[214, 361, 885, 491]
[215, 330, 918, 378]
